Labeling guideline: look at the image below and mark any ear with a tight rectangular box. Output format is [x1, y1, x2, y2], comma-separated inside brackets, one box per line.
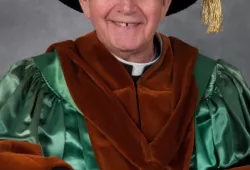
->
[79, 0, 91, 20]
[160, 0, 172, 21]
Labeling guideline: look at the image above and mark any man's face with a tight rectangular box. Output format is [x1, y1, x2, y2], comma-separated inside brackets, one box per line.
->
[79, 0, 171, 54]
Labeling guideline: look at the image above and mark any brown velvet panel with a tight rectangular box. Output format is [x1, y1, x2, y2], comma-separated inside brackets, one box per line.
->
[47, 30, 199, 170]
[230, 166, 250, 170]
[0, 140, 73, 170]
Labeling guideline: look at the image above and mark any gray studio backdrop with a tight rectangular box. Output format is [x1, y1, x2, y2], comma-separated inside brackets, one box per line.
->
[0, 0, 249, 82]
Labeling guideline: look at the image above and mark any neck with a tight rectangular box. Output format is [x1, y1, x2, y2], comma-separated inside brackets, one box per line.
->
[114, 40, 155, 63]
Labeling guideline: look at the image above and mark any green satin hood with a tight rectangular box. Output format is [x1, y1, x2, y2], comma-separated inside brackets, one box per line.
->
[0, 51, 250, 169]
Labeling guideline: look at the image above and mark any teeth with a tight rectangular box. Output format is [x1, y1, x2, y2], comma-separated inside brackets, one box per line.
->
[114, 21, 139, 27]
[116, 22, 127, 27]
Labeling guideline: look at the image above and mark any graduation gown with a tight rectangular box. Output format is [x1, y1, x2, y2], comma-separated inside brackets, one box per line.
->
[0, 31, 250, 170]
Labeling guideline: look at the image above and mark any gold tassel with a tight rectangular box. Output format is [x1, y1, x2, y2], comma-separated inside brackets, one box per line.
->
[201, 0, 223, 33]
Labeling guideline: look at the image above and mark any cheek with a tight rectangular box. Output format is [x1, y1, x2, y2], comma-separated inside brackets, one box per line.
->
[145, 11, 161, 28]
[142, 4, 162, 24]
[89, 8, 108, 27]
[90, 0, 112, 17]
[89, 1, 108, 19]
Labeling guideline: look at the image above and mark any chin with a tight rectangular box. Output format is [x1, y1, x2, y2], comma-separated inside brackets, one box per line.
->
[113, 42, 141, 51]
[111, 36, 141, 48]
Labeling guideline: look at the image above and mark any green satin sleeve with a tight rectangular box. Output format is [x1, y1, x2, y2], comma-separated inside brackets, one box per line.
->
[0, 52, 99, 170]
[192, 60, 250, 169]
[0, 58, 41, 143]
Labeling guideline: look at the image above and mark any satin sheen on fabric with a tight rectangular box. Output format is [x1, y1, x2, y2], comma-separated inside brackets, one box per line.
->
[0, 31, 250, 169]
[191, 60, 250, 169]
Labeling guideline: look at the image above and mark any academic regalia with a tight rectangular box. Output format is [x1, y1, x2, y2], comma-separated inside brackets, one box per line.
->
[1, 31, 250, 170]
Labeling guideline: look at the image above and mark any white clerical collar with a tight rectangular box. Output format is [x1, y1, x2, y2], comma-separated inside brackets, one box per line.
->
[111, 32, 163, 76]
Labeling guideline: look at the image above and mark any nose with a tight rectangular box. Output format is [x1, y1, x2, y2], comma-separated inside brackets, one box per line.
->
[119, 0, 137, 15]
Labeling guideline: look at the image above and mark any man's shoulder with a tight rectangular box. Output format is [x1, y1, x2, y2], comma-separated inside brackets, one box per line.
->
[31, 50, 59, 70]
[194, 53, 217, 101]
[1, 50, 60, 86]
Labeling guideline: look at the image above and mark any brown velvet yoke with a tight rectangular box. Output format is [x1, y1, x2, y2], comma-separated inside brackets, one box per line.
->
[47, 31, 199, 170]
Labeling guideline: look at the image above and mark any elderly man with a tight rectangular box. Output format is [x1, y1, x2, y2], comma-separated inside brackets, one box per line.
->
[0, 0, 250, 170]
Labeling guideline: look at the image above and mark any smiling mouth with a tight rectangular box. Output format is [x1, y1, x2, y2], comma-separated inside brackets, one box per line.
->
[111, 21, 141, 28]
